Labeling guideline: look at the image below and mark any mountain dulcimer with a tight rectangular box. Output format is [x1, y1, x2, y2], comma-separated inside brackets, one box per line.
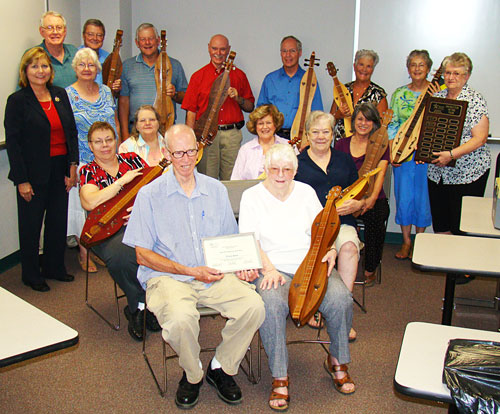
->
[290, 51, 319, 152]
[80, 158, 169, 248]
[390, 64, 443, 164]
[194, 51, 236, 164]
[327, 61, 354, 137]
[101, 29, 123, 98]
[154, 30, 175, 132]
[288, 186, 341, 327]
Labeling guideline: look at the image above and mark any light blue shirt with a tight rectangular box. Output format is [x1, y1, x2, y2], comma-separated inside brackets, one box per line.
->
[257, 66, 323, 129]
[78, 45, 109, 85]
[123, 168, 238, 288]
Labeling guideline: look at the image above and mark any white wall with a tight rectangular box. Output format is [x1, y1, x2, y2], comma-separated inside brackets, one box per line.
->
[0, 0, 46, 259]
[131, 0, 356, 142]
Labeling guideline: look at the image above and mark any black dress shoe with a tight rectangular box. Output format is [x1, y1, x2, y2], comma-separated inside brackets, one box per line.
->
[206, 364, 242, 405]
[124, 306, 144, 341]
[145, 309, 162, 332]
[45, 273, 74, 282]
[175, 372, 203, 409]
[23, 280, 50, 292]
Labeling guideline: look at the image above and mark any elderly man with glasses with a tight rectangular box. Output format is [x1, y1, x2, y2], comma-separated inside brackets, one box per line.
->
[123, 124, 265, 409]
[35, 11, 78, 88]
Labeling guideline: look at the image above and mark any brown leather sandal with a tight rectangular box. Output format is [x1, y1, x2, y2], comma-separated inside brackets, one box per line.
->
[395, 243, 412, 260]
[323, 359, 356, 395]
[269, 378, 290, 411]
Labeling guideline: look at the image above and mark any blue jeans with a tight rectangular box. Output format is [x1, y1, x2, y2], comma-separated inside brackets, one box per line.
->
[253, 269, 353, 378]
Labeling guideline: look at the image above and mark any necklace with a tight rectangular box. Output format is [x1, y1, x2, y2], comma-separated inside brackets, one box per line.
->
[40, 99, 52, 111]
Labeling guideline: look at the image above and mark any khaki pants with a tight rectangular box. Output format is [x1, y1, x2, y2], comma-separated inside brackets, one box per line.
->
[197, 128, 242, 180]
[146, 273, 265, 384]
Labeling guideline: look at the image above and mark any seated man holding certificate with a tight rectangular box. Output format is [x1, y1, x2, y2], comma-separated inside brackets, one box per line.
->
[238, 144, 355, 411]
[123, 124, 265, 409]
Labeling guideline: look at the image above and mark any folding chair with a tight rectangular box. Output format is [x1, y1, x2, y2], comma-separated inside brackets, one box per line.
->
[84, 250, 125, 330]
[142, 304, 260, 397]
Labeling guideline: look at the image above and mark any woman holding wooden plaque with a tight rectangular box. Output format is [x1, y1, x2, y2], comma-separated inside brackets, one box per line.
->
[427, 53, 490, 237]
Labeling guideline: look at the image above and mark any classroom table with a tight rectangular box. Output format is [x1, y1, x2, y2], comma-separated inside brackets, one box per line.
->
[412, 233, 500, 325]
[0, 287, 79, 368]
[394, 321, 500, 406]
[460, 196, 500, 238]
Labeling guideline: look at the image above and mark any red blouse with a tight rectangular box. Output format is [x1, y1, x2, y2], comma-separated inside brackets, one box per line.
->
[40, 99, 67, 157]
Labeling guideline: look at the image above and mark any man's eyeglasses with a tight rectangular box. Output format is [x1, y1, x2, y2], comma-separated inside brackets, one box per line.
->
[169, 149, 198, 159]
[84, 32, 104, 39]
[42, 25, 65, 32]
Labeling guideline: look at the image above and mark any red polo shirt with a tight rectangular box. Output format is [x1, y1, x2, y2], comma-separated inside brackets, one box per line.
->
[182, 62, 254, 124]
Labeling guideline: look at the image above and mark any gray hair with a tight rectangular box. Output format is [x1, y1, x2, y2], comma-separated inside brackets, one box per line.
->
[72, 48, 102, 73]
[354, 49, 379, 67]
[280, 35, 302, 52]
[406, 49, 433, 70]
[305, 111, 335, 134]
[40, 11, 66, 28]
[442, 52, 473, 75]
[264, 144, 298, 172]
[165, 124, 197, 150]
[135, 23, 158, 41]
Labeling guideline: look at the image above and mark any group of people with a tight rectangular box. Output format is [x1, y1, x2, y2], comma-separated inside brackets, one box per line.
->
[4, 9, 492, 411]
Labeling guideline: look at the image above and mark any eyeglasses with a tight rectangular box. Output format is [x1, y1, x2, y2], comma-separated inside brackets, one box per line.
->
[169, 149, 198, 159]
[77, 62, 97, 70]
[409, 63, 427, 69]
[42, 25, 64, 32]
[444, 71, 466, 78]
[90, 138, 115, 146]
[84, 32, 104, 39]
[280, 48, 298, 54]
[268, 166, 294, 175]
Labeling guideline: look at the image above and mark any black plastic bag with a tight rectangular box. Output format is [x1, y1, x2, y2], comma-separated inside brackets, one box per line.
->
[443, 339, 500, 413]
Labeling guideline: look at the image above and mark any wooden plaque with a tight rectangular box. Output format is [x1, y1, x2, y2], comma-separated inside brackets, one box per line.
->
[414, 97, 468, 167]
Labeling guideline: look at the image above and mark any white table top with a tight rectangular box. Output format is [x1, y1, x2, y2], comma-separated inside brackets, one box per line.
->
[394, 322, 500, 403]
[460, 196, 500, 238]
[0, 287, 78, 367]
[412, 233, 500, 276]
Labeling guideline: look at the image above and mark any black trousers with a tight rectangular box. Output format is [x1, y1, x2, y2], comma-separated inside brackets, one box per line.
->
[92, 227, 145, 311]
[428, 170, 489, 235]
[359, 198, 390, 273]
[17, 155, 68, 285]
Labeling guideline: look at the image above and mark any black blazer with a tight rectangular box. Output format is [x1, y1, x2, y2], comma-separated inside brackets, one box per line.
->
[4, 84, 79, 186]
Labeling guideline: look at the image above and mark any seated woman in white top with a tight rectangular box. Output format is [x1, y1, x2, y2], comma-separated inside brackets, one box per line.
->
[118, 105, 167, 166]
[231, 104, 291, 180]
[239, 144, 355, 411]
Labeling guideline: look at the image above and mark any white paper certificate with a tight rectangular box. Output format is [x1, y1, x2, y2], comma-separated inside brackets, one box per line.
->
[202, 233, 262, 273]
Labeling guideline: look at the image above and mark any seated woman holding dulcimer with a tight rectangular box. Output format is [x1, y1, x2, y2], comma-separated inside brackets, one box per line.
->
[295, 111, 363, 339]
[336, 103, 390, 285]
[330, 49, 388, 142]
[119, 104, 168, 166]
[231, 104, 293, 180]
[80, 121, 161, 341]
[239, 144, 355, 411]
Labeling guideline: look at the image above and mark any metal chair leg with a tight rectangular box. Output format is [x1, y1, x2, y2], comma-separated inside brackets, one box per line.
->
[84, 251, 123, 330]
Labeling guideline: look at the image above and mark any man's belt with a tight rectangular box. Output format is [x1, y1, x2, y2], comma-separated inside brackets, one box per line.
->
[218, 121, 245, 131]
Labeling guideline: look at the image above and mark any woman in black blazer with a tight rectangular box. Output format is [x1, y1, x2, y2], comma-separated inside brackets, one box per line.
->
[5, 47, 79, 292]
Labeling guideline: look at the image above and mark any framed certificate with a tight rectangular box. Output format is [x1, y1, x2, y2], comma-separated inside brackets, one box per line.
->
[202, 233, 262, 273]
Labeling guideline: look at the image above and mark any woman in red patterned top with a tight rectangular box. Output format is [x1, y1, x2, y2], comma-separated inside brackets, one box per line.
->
[5, 47, 79, 292]
[80, 121, 157, 341]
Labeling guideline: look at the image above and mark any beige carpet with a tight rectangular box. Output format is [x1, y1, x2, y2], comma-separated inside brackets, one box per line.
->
[0, 244, 498, 413]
